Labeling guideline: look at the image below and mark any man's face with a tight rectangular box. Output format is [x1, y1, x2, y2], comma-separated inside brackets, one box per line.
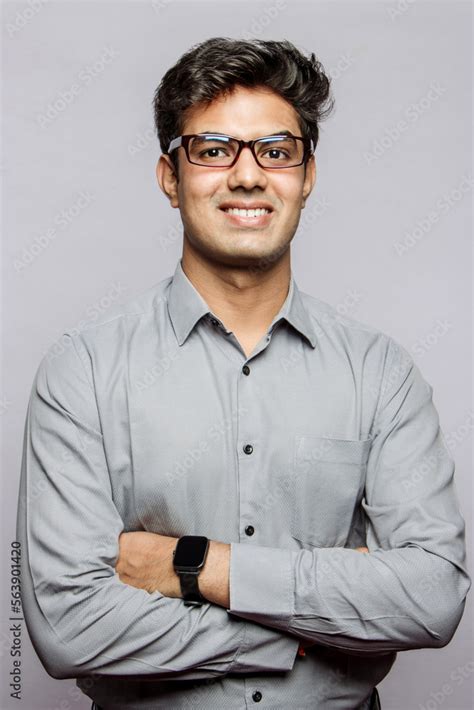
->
[157, 85, 316, 269]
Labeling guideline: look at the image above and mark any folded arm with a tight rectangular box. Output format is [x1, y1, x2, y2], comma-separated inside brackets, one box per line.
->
[16, 334, 299, 680]
[226, 338, 471, 655]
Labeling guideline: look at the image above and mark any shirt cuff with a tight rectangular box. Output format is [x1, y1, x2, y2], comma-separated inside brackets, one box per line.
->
[229, 618, 300, 673]
[227, 542, 293, 627]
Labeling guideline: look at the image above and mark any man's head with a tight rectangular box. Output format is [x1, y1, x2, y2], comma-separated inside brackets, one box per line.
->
[154, 38, 334, 271]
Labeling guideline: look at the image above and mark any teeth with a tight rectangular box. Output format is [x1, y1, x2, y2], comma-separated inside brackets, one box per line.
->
[224, 208, 270, 217]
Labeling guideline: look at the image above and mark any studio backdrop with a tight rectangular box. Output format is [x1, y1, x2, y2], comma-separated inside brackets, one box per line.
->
[2, 1, 472, 708]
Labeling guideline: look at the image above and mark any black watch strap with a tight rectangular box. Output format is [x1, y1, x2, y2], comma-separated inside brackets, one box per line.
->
[179, 572, 207, 606]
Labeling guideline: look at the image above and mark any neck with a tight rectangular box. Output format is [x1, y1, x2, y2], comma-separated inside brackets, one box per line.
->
[180, 248, 291, 335]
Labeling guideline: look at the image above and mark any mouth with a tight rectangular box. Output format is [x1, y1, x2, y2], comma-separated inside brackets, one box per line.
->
[219, 206, 274, 227]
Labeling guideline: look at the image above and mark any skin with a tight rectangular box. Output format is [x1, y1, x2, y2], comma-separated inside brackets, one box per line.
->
[115, 85, 369, 640]
[156, 84, 316, 357]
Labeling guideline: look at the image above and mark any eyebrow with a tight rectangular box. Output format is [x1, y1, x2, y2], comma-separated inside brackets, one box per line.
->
[199, 130, 294, 137]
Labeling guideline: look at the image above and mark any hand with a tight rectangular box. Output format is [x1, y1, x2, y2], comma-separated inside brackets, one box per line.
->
[115, 531, 180, 597]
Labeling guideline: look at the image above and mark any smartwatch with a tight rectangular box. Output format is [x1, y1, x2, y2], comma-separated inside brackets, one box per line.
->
[172, 535, 210, 606]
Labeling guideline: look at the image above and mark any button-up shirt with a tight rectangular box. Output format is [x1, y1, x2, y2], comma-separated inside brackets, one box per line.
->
[17, 258, 470, 709]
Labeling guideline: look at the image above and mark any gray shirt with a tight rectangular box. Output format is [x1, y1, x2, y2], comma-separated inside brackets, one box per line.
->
[17, 258, 470, 709]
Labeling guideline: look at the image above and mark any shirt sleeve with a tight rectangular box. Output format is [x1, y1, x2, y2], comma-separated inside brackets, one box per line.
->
[227, 336, 471, 654]
[16, 334, 299, 680]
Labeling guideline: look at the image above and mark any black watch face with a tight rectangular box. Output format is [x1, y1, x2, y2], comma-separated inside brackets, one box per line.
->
[174, 536, 208, 567]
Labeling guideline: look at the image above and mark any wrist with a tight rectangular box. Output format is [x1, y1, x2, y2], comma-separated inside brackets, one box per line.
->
[173, 536, 210, 606]
[198, 540, 230, 608]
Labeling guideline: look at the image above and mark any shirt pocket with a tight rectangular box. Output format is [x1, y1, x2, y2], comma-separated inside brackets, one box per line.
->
[291, 435, 372, 547]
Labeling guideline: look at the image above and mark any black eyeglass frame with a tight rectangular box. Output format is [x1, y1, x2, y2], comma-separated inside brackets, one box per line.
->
[166, 133, 315, 169]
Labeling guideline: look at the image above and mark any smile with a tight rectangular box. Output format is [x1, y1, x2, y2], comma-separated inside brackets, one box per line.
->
[220, 207, 273, 226]
[224, 207, 270, 217]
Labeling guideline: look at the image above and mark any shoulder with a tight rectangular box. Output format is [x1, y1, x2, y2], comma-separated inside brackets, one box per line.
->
[298, 287, 418, 384]
[36, 275, 172, 382]
[298, 288, 393, 347]
[76, 275, 172, 333]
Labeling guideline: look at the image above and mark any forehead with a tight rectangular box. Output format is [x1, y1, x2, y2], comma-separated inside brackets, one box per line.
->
[182, 85, 302, 139]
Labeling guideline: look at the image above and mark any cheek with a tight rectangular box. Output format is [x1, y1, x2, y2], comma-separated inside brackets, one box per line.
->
[273, 176, 304, 207]
[277, 194, 304, 225]
[179, 172, 221, 204]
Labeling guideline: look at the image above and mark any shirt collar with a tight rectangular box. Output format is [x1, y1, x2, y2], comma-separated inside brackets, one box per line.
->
[167, 258, 317, 349]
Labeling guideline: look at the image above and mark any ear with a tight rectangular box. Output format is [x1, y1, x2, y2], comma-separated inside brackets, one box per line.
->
[301, 155, 316, 209]
[156, 155, 179, 208]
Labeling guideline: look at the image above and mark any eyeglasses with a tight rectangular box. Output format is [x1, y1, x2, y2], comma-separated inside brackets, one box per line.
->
[166, 132, 315, 169]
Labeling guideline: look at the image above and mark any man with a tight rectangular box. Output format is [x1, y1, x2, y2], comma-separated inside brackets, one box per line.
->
[17, 38, 470, 710]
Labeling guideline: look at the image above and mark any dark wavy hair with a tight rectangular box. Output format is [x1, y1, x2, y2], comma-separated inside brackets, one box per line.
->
[153, 37, 334, 178]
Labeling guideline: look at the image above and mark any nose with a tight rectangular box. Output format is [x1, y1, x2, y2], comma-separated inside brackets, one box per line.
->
[226, 145, 268, 190]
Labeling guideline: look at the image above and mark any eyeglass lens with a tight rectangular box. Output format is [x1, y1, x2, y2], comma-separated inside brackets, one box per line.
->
[188, 135, 304, 167]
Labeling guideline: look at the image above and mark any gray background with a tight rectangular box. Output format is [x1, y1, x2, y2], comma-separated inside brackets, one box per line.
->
[1, 0, 472, 708]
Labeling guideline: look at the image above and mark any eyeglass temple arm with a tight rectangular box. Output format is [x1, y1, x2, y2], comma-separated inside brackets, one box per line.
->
[167, 136, 183, 154]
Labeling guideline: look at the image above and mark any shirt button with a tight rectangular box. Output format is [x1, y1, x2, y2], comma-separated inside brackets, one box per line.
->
[242, 365, 250, 375]
[243, 444, 253, 455]
[245, 525, 254, 536]
[252, 690, 262, 702]
[210, 317, 219, 326]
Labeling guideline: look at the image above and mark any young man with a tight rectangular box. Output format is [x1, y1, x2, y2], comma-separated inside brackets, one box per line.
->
[17, 38, 470, 710]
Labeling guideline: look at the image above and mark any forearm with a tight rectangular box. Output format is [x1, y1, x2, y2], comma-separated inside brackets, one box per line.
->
[19, 340, 299, 681]
[19, 518, 298, 680]
[226, 542, 470, 654]
[198, 541, 367, 611]
[115, 532, 231, 608]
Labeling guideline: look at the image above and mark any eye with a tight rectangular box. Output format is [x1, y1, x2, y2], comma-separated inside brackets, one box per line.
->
[190, 136, 236, 164]
[262, 148, 291, 161]
[199, 147, 229, 158]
